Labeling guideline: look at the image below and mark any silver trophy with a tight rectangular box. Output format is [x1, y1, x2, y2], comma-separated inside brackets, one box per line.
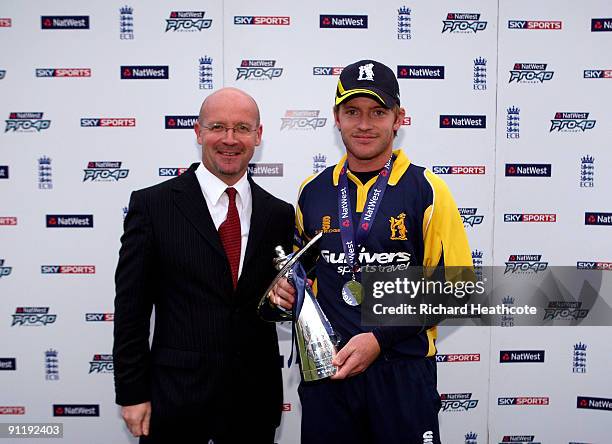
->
[261, 232, 339, 381]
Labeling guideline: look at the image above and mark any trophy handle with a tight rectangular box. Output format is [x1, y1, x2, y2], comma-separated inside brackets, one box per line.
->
[258, 231, 323, 321]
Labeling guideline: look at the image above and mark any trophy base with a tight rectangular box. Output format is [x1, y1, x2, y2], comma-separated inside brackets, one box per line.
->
[301, 363, 337, 382]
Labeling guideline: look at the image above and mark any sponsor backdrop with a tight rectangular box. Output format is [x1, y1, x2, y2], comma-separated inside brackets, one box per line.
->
[1, 0, 611, 443]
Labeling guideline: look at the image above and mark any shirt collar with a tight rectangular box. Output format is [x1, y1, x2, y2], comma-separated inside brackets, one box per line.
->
[196, 163, 250, 205]
[332, 149, 411, 186]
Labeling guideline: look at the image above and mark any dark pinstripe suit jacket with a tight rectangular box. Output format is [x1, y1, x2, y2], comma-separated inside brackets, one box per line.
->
[113, 163, 293, 439]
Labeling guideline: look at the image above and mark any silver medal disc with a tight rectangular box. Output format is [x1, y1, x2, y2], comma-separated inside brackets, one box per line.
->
[342, 280, 363, 306]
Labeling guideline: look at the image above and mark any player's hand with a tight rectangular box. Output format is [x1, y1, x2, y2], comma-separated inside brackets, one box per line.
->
[331, 333, 381, 379]
[268, 277, 296, 310]
[121, 402, 151, 437]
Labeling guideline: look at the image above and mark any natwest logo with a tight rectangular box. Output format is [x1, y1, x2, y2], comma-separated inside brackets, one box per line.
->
[234, 16, 290, 26]
[0, 358, 16, 370]
[53, 404, 99, 417]
[508, 20, 562, 30]
[0, 217, 17, 225]
[83, 161, 129, 182]
[248, 163, 283, 177]
[5, 112, 51, 133]
[458, 208, 484, 227]
[498, 435, 539, 443]
[432, 166, 486, 175]
[36, 68, 91, 78]
[550, 112, 596, 132]
[41, 16, 89, 29]
[85, 313, 114, 322]
[320, 14, 368, 29]
[439, 115, 486, 128]
[236, 60, 283, 80]
[577, 396, 612, 410]
[313, 66, 343, 76]
[46, 214, 93, 228]
[440, 393, 479, 412]
[509, 63, 554, 83]
[500, 350, 545, 363]
[442, 13, 487, 33]
[0, 406, 25, 415]
[281, 110, 326, 130]
[166, 11, 212, 32]
[585, 212, 612, 226]
[12, 307, 57, 326]
[505, 164, 551, 177]
[81, 118, 135, 127]
[498, 397, 549, 406]
[397, 65, 445, 79]
[121, 65, 169, 79]
[504, 214, 556, 223]
[0, 18, 12, 27]
[89, 354, 113, 373]
[165, 115, 198, 129]
[436, 354, 480, 363]
[41, 265, 96, 274]
[591, 18, 612, 32]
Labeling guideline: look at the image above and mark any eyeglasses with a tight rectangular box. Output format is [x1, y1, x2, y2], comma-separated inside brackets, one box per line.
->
[201, 123, 257, 135]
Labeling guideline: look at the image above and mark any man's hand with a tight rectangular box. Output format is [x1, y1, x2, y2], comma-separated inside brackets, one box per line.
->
[121, 402, 151, 437]
[268, 277, 296, 310]
[331, 333, 381, 379]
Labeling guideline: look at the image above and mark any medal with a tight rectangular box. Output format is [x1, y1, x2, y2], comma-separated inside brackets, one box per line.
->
[342, 279, 363, 306]
[337, 156, 394, 306]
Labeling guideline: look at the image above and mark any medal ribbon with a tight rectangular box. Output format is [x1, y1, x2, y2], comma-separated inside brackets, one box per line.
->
[337, 156, 394, 277]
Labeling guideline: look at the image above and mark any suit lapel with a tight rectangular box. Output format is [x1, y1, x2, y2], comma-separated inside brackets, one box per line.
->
[172, 163, 226, 259]
[242, 176, 272, 272]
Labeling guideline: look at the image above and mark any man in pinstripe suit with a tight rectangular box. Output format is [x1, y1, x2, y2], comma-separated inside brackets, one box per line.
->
[113, 88, 294, 443]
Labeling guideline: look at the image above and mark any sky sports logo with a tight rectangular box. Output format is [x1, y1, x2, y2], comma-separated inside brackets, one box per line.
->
[320, 14, 367, 28]
[577, 261, 612, 271]
[498, 397, 549, 406]
[46, 215, 93, 228]
[505, 164, 551, 177]
[584, 69, 612, 79]
[81, 118, 135, 127]
[36, 68, 91, 78]
[585, 212, 612, 226]
[85, 313, 114, 322]
[508, 20, 562, 30]
[165, 115, 198, 129]
[121, 65, 169, 79]
[41, 265, 96, 274]
[53, 404, 99, 417]
[591, 18, 612, 32]
[159, 167, 188, 176]
[42, 16, 89, 29]
[436, 354, 480, 363]
[504, 213, 556, 223]
[432, 166, 485, 175]
[234, 16, 290, 25]
[0, 217, 17, 225]
[0, 407, 25, 415]
[397, 65, 445, 79]
[439, 115, 486, 128]
[313, 66, 343, 76]
[577, 396, 612, 410]
[499, 350, 545, 363]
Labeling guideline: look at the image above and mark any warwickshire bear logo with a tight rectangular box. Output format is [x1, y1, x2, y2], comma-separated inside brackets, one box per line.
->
[389, 213, 408, 240]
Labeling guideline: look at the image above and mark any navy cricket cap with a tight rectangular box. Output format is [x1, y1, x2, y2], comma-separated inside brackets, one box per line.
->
[335, 59, 400, 108]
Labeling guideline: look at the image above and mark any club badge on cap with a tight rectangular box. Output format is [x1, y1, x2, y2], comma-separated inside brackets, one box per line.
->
[335, 59, 400, 108]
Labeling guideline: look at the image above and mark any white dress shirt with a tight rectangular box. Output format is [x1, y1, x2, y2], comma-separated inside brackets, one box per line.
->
[195, 163, 252, 278]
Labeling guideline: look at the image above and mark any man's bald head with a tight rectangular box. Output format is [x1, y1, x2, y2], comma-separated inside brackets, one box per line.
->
[198, 87, 260, 126]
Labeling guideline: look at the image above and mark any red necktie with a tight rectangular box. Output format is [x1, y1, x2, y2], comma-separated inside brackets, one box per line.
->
[218, 187, 241, 288]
